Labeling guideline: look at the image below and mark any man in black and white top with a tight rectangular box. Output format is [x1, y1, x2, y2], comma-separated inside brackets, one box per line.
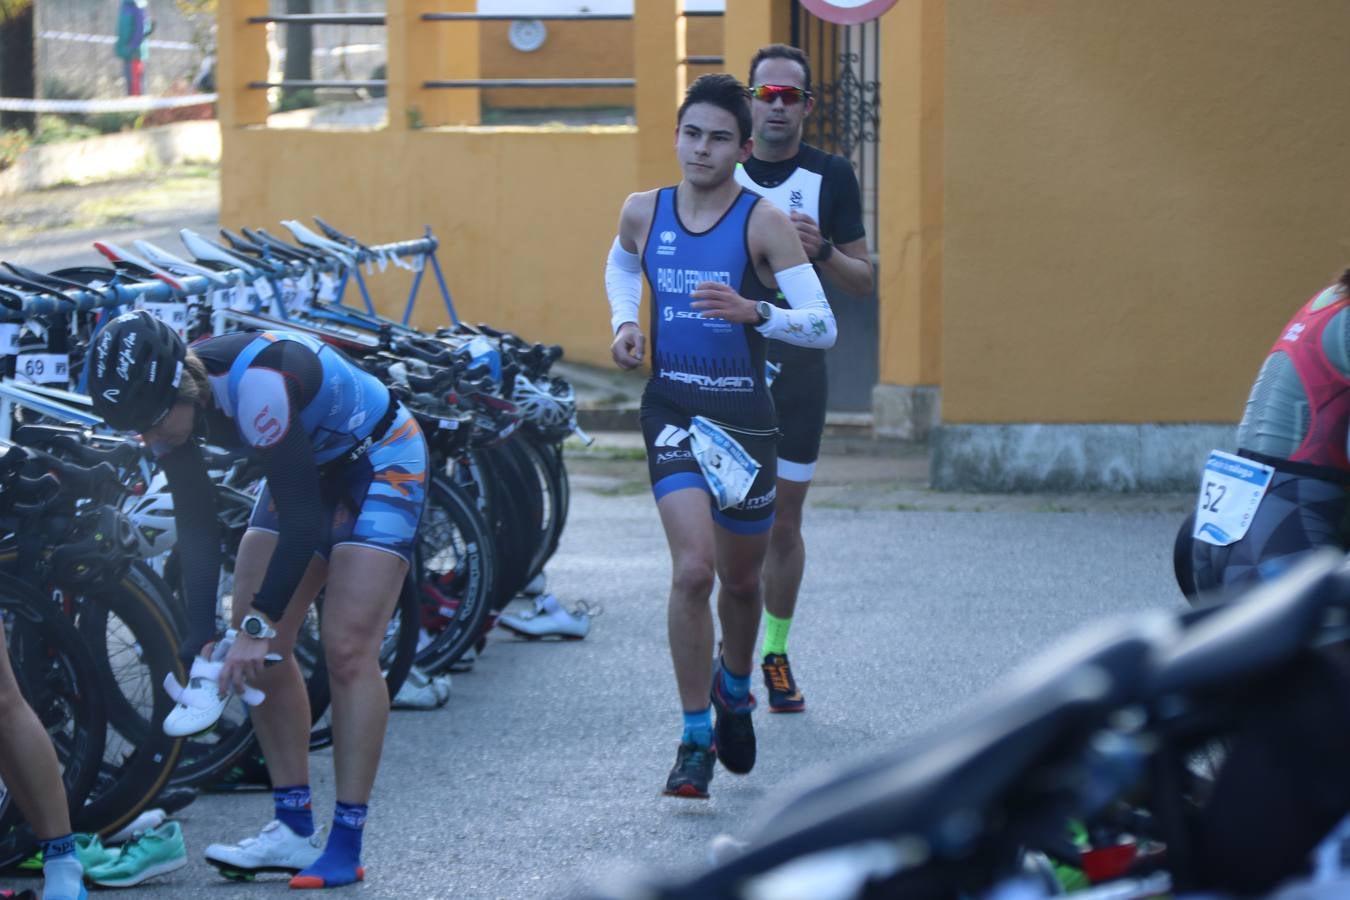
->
[735, 44, 875, 713]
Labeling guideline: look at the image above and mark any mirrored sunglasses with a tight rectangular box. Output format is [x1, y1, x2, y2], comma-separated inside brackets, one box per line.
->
[750, 84, 811, 106]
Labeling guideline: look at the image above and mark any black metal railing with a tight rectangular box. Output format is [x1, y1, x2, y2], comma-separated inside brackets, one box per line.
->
[243, 9, 725, 97]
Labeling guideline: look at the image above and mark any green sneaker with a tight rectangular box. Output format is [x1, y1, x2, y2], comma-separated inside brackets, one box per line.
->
[16, 832, 116, 872]
[85, 821, 187, 888]
[74, 833, 120, 871]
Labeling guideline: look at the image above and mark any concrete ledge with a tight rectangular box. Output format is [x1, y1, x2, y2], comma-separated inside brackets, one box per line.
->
[0, 120, 221, 197]
[931, 423, 1234, 492]
[873, 383, 941, 442]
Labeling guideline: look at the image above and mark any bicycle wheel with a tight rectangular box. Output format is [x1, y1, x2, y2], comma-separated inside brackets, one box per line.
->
[537, 438, 570, 561]
[169, 606, 323, 790]
[67, 567, 187, 836]
[512, 437, 564, 581]
[0, 573, 107, 869]
[414, 476, 496, 674]
[475, 445, 538, 610]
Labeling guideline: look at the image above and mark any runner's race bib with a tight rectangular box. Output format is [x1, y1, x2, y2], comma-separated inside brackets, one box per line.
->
[1192, 450, 1274, 546]
[317, 273, 340, 302]
[0, 324, 21, 357]
[689, 416, 761, 510]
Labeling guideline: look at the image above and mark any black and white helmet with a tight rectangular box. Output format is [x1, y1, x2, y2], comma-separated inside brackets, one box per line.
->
[87, 310, 186, 432]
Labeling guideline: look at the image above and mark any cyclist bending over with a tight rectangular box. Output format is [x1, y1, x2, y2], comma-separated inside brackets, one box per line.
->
[89, 311, 428, 890]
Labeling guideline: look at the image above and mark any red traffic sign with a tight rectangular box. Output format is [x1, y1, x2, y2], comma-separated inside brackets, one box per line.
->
[798, 0, 899, 25]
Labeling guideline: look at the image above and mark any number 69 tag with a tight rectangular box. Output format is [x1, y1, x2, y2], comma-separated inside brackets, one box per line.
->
[1192, 450, 1274, 546]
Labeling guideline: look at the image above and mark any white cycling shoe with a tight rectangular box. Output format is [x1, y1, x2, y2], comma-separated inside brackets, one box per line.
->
[392, 665, 452, 710]
[162, 656, 233, 737]
[497, 594, 592, 640]
[204, 820, 324, 878]
[162, 632, 267, 737]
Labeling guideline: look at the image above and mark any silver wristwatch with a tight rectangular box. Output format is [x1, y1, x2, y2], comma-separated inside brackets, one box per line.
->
[240, 614, 278, 640]
[755, 300, 774, 326]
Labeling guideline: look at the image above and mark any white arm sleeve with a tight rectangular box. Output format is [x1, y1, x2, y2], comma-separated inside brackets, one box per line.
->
[756, 263, 837, 349]
[605, 236, 643, 334]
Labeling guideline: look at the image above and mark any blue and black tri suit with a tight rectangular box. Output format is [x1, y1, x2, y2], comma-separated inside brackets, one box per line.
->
[160, 330, 428, 661]
[639, 186, 779, 533]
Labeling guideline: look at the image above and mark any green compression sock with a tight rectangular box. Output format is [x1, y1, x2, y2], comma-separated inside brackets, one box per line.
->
[762, 612, 792, 657]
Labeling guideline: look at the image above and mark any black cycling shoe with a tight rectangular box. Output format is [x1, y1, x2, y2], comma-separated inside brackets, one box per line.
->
[664, 742, 715, 799]
[711, 669, 757, 775]
[762, 653, 806, 713]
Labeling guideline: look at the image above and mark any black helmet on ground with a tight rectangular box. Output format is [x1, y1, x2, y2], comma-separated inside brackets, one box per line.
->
[87, 310, 186, 432]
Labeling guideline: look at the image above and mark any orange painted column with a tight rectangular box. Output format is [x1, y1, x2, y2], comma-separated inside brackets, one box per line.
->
[634, 0, 682, 189]
[216, 0, 270, 128]
[723, 0, 792, 85]
[873, 0, 943, 438]
[389, 0, 477, 128]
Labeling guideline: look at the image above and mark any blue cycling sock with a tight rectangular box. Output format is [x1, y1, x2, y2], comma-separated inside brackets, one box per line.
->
[39, 833, 75, 862]
[682, 707, 713, 748]
[273, 784, 315, 837]
[719, 659, 751, 702]
[292, 802, 366, 889]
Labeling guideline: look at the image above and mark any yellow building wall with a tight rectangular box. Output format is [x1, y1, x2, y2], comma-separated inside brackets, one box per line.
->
[220, 126, 637, 361]
[877, 0, 942, 388]
[476, 17, 722, 110]
[942, 1, 1350, 424]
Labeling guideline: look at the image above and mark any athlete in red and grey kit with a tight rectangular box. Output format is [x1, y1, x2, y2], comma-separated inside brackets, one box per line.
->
[735, 44, 875, 712]
[1176, 272, 1350, 599]
[605, 74, 836, 799]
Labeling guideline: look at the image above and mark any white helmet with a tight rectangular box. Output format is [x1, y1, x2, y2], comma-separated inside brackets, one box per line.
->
[122, 472, 178, 559]
[511, 374, 575, 439]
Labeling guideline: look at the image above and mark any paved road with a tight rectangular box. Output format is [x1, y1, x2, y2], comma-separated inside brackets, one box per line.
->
[0, 177, 1195, 898]
[0, 443, 1190, 899]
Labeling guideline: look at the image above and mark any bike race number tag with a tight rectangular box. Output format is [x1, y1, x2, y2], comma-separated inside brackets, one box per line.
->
[689, 416, 761, 510]
[0, 324, 20, 357]
[317, 273, 340, 302]
[141, 300, 189, 339]
[1192, 450, 1274, 546]
[15, 352, 69, 386]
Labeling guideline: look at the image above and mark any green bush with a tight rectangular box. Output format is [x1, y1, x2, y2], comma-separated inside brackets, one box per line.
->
[278, 88, 317, 113]
[33, 115, 98, 145]
[88, 111, 142, 134]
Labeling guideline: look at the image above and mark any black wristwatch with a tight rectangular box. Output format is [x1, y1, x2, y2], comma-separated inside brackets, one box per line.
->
[240, 613, 278, 640]
[755, 300, 774, 326]
[811, 240, 834, 264]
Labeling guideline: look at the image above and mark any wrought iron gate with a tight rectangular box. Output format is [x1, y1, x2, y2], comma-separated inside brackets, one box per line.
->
[790, 2, 882, 413]
[790, 3, 881, 257]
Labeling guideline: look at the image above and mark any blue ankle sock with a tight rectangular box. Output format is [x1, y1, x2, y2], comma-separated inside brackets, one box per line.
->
[719, 659, 751, 702]
[293, 802, 366, 888]
[682, 707, 713, 748]
[273, 784, 315, 837]
[40, 833, 75, 861]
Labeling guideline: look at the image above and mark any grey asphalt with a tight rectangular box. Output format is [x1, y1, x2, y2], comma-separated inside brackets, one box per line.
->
[0, 442, 1192, 899]
[0, 182, 1195, 898]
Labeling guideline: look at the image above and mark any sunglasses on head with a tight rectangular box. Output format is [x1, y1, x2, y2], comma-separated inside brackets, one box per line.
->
[750, 84, 811, 105]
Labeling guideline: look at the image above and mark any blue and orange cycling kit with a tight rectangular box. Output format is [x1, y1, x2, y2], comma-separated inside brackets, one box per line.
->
[161, 330, 427, 661]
